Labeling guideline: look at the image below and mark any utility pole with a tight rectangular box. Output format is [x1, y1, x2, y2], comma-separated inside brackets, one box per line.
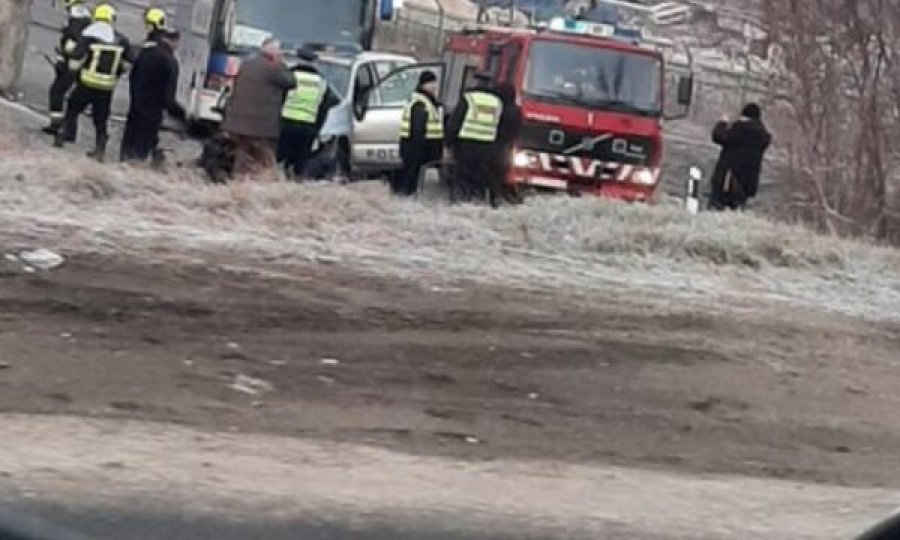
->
[0, 0, 31, 94]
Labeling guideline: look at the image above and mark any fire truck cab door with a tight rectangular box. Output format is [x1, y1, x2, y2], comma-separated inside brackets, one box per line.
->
[354, 62, 445, 171]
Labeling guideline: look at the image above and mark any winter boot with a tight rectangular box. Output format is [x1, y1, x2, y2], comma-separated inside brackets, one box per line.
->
[41, 119, 62, 136]
[151, 148, 167, 171]
[53, 129, 65, 148]
[87, 135, 108, 163]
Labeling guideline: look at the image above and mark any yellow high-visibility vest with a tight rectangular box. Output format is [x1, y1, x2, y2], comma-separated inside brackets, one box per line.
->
[400, 92, 444, 140]
[282, 71, 327, 124]
[458, 91, 502, 142]
[79, 42, 125, 91]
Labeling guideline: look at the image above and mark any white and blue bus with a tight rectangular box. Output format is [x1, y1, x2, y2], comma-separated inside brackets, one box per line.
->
[173, 0, 399, 124]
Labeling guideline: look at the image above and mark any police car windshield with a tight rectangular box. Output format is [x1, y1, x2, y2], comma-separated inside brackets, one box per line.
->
[232, 0, 370, 50]
[524, 40, 662, 117]
[316, 61, 352, 98]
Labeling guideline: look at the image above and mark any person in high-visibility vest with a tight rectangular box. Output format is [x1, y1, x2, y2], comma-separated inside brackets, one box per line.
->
[395, 70, 444, 196]
[54, 3, 133, 162]
[43, 0, 92, 135]
[446, 72, 506, 204]
[276, 46, 339, 179]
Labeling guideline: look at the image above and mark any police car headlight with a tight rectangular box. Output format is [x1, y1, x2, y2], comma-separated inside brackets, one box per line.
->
[632, 168, 655, 185]
[513, 151, 531, 168]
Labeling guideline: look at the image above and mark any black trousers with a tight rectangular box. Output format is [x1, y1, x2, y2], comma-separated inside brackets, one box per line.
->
[120, 109, 163, 162]
[452, 141, 495, 203]
[396, 152, 428, 196]
[48, 63, 76, 122]
[709, 171, 748, 211]
[276, 121, 317, 177]
[61, 83, 112, 145]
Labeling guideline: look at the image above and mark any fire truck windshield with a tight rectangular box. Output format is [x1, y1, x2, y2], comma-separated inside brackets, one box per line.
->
[524, 40, 662, 117]
[232, 0, 372, 50]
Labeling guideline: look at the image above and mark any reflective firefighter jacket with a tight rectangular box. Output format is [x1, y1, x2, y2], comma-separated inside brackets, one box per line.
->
[69, 21, 134, 91]
[55, 4, 92, 64]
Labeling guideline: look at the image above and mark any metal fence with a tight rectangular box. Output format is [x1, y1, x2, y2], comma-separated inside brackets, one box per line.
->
[376, 5, 464, 59]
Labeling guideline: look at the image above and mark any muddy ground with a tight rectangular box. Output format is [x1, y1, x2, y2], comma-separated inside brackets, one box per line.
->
[2, 244, 899, 493]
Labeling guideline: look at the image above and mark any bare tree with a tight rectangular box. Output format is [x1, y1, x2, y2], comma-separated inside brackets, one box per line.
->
[0, 0, 31, 93]
[763, 0, 900, 241]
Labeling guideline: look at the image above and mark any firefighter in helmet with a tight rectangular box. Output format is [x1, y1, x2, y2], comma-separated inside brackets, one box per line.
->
[143, 7, 168, 48]
[55, 3, 134, 162]
[395, 70, 443, 196]
[446, 72, 506, 205]
[43, 0, 92, 135]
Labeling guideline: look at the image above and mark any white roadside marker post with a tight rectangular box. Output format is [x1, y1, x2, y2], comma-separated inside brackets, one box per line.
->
[686, 166, 702, 214]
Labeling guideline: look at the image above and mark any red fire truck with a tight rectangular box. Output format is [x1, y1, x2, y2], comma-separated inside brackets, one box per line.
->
[361, 16, 694, 202]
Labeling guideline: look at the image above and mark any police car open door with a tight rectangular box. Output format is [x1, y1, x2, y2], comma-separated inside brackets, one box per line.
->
[354, 62, 444, 171]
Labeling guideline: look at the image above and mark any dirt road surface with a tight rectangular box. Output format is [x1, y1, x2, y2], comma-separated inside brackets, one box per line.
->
[2, 94, 900, 537]
[1, 248, 899, 538]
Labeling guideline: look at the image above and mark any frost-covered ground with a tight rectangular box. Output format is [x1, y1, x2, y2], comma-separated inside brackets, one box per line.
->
[1, 111, 898, 323]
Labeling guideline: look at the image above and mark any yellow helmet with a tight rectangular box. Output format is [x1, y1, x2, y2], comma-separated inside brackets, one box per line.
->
[93, 3, 117, 23]
[144, 7, 167, 31]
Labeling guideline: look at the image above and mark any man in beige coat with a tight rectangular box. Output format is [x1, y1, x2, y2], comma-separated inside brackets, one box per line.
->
[222, 38, 295, 177]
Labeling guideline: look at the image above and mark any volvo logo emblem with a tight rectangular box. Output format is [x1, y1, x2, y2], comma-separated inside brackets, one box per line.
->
[564, 133, 613, 155]
[549, 130, 565, 146]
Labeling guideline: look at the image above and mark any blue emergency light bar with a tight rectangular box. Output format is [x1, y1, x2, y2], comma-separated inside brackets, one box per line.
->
[380, 0, 395, 21]
[548, 16, 645, 44]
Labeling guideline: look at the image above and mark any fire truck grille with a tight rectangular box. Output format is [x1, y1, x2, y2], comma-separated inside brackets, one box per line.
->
[518, 122, 656, 166]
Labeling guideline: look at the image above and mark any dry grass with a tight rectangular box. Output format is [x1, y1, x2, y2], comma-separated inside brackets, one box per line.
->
[1, 112, 898, 321]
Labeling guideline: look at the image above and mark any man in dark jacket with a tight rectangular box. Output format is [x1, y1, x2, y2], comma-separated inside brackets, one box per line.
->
[395, 70, 443, 196]
[120, 29, 186, 165]
[43, 0, 91, 135]
[276, 47, 339, 179]
[709, 103, 771, 210]
[491, 82, 523, 205]
[222, 38, 296, 178]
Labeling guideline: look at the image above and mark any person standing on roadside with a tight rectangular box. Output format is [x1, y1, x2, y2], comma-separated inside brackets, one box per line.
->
[446, 73, 504, 204]
[709, 103, 771, 211]
[276, 46, 339, 180]
[120, 29, 186, 166]
[491, 81, 523, 205]
[43, 0, 92, 135]
[54, 3, 133, 162]
[222, 38, 296, 178]
[395, 70, 443, 196]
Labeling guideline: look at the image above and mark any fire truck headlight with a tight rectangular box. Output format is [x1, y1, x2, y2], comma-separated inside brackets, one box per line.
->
[513, 151, 532, 168]
[632, 169, 655, 185]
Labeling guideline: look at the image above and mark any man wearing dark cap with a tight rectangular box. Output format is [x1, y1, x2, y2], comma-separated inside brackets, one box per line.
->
[120, 28, 186, 165]
[276, 46, 339, 179]
[395, 70, 443, 196]
[709, 103, 771, 210]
